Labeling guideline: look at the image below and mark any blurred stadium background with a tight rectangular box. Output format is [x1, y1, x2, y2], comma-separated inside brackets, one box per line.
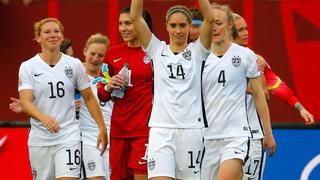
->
[0, 0, 319, 179]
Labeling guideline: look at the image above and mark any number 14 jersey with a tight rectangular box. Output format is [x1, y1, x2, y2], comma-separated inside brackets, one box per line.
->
[144, 34, 210, 128]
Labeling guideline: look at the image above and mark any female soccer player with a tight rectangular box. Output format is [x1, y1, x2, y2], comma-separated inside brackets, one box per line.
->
[97, 7, 153, 180]
[18, 18, 107, 180]
[79, 33, 112, 180]
[201, 3, 276, 180]
[232, 13, 314, 180]
[130, 0, 214, 179]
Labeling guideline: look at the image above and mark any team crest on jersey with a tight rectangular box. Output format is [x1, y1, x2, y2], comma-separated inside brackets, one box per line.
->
[143, 55, 151, 64]
[148, 158, 156, 170]
[32, 168, 37, 180]
[232, 56, 241, 67]
[88, 160, 96, 171]
[182, 49, 192, 61]
[64, 66, 73, 78]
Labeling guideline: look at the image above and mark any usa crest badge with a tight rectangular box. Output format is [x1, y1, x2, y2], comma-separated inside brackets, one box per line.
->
[148, 158, 156, 170]
[88, 160, 96, 171]
[232, 56, 241, 67]
[182, 49, 192, 61]
[64, 66, 73, 78]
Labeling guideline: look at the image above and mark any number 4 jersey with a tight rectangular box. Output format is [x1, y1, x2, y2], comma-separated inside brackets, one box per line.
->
[202, 43, 260, 139]
[18, 53, 90, 146]
[144, 34, 210, 128]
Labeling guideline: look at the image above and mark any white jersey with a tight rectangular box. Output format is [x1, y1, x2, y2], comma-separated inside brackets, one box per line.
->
[144, 34, 210, 128]
[246, 95, 264, 139]
[202, 43, 260, 139]
[79, 74, 113, 147]
[18, 54, 90, 146]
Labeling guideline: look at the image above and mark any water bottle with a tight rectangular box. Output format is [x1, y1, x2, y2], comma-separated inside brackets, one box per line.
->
[111, 63, 129, 100]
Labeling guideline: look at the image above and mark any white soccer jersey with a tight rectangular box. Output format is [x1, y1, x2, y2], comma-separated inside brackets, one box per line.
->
[144, 34, 210, 128]
[18, 54, 90, 146]
[202, 43, 260, 139]
[79, 74, 113, 147]
[246, 95, 264, 139]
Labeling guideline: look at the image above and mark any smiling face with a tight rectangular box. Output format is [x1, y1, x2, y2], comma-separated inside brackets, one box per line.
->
[84, 42, 107, 76]
[166, 12, 191, 46]
[36, 21, 63, 51]
[234, 17, 249, 46]
[119, 12, 138, 43]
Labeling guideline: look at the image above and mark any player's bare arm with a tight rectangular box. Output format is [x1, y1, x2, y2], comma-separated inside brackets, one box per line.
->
[19, 89, 60, 133]
[250, 76, 276, 156]
[80, 87, 108, 155]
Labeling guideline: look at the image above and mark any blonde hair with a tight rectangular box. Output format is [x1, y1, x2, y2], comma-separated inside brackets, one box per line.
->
[84, 33, 109, 50]
[34, 18, 64, 38]
[211, 3, 234, 26]
[166, 5, 192, 24]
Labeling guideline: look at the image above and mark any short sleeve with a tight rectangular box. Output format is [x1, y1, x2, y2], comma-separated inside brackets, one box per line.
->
[143, 34, 162, 60]
[75, 60, 90, 91]
[18, 62, 33, 91]
[246, 49, 261, 78]
[193, 39, 210, 62]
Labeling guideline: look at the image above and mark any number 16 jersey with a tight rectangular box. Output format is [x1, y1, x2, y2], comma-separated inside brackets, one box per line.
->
[18, 54, 90, 146]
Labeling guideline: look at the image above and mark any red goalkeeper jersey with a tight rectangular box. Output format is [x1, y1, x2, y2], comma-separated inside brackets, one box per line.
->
[264, 64, 299, 107]
[97, 43, 153, 138]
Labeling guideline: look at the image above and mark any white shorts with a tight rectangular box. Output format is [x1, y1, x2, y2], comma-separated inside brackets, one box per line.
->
[201, 137, 249, 180]
[147, 128, 203, 180]
[81, 144, 110, 180]
[29, 141, 81, 179]
[242, 138, 266, 180]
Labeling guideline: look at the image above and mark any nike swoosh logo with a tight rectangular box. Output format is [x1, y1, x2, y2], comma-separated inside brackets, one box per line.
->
[113, 58, 122, 63]
[161, 53, 168, 57]
[0, 135, 8, 148]
[235, 151, 243, 154]
[69, 167, 77, 170]
[138, 161, 148, 165]
[34, 73, 42, 77]
[194, 169, 200, 174]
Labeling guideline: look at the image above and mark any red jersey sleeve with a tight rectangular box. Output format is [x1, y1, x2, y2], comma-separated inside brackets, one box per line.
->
[97, 49, 114, 102]
[97, 81, 111, 102]
[264, 65, 299, 107]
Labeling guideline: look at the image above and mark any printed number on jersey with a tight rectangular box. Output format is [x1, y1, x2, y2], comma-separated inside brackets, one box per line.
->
[218, 70, 226, 87]
[167, 64, 185, 79]
[48, 81, 65, 98]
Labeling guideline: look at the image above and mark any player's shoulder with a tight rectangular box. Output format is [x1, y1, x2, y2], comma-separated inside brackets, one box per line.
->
[232, 43, 256, 58]
[61, 53, 83, 66]
[20, 54, 41, 68]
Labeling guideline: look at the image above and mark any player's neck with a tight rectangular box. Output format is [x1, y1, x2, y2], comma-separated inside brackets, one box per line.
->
[39, 49, 62, 65]
[87, 70, 99, 78]
[127, 39, 141, 48]
[169, 42, 188, 54]
[211, 40, 232, 57]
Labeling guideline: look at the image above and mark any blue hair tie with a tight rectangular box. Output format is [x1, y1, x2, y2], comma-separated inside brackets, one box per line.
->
[192, 20, 203, 25]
